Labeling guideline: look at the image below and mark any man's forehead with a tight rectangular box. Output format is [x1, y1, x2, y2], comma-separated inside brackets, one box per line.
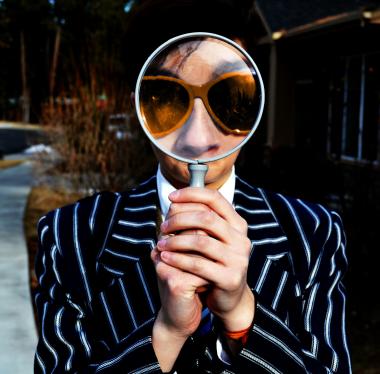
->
[157, 43, 249, 83]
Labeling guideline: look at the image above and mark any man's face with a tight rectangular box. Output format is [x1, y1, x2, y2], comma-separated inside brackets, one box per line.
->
[138, 38, 256, 188]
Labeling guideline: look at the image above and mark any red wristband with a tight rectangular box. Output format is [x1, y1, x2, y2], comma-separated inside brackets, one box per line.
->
[224, 325, 251, 345]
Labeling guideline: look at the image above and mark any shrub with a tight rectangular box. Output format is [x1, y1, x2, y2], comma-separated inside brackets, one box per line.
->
[41, 71, 155, 193]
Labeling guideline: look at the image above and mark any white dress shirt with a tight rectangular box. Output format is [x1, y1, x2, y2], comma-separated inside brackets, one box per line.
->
[156, 165, 235, 219]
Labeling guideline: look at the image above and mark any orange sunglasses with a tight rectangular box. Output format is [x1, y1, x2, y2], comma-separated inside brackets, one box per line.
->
[139, 71, 258, 138]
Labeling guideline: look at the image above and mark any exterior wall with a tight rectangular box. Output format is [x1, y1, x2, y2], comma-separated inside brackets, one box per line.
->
[270, 21, 380, 163]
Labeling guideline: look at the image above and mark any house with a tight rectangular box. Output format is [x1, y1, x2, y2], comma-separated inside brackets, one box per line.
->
[240, 0, 380, 204]
[257, 0, 380, 159]
[245, 3, 380, 370]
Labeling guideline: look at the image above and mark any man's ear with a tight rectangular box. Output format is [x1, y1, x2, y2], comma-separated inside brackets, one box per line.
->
[130, 92, 135, 108]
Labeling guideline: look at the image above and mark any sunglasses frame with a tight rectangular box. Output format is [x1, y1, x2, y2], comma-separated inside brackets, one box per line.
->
[135, 32, 265, 165]
[141, 71, 256, 138]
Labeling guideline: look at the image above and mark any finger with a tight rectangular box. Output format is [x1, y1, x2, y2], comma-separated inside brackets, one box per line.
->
[167, 202, 210, 219]
[159, 250, 229, 288]
[169, 188, 247, 234]
[152, 247, 210, 290]
[166, 203, 209, 236]
[161, 209, 237, 244]
[151, 247, 161, 265]
[178, 229, 208, 236]
[157, 234, 226, 264]
[159, 223, 208, 238]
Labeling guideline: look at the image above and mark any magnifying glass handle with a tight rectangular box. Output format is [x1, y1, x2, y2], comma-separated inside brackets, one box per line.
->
[188, 164, 208, 188]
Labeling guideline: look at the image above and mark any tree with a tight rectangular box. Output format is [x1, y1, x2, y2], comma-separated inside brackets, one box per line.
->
[0, 0, 51, 122]
[0, 0, 132, 122]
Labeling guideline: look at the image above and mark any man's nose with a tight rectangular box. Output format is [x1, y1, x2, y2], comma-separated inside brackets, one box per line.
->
[173, 98, 220, 159]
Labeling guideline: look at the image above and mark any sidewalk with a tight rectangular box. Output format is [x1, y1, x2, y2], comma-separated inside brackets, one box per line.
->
[0, 160, 37, 373]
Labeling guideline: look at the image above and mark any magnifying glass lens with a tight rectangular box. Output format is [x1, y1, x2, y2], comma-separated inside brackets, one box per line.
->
[135, 33, 265, 165]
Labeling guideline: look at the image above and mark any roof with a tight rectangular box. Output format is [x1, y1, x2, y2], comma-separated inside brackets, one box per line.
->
[256, 0, 379, 33]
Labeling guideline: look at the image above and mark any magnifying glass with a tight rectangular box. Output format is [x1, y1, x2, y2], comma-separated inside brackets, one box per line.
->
[135, 32, 265, 187]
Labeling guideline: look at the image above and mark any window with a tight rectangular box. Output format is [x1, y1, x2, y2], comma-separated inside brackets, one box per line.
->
[328, 53, 380, 163]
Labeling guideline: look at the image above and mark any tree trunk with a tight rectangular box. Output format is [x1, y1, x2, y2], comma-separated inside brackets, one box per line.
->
[49, 26, 61, 102]
[20, 30, 30, 123]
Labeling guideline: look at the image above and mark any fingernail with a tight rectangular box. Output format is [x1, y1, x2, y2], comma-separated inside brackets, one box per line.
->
[160, 221, 168, 231]
[157, 239, 166, 250]
[169, 190, 179, 199]
[160, 251, 170, 261]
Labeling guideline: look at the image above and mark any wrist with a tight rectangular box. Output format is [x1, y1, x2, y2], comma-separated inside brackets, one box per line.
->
[219, 285, 255, 332]
[153, 311, 191, 344]
[152, 313, 189, 373]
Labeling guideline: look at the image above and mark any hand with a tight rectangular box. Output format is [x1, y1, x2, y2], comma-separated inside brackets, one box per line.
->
[151, 245, 207, 338]
[157, 187, 255, 332]
[151, 230, 209, 371]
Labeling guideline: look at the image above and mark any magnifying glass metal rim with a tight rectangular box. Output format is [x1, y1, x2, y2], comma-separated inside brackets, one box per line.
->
[135, 31, 265, 165]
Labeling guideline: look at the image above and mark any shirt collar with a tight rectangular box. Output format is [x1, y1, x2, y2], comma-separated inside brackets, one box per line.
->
[156, 165, 236, 218]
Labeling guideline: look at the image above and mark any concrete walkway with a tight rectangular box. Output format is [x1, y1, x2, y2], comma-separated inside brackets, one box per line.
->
[0, 161, 37, 373]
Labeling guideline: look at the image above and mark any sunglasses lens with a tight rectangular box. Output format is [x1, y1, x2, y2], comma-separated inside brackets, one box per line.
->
[140, 78, 189, 137]
[208, 74, 258, 133]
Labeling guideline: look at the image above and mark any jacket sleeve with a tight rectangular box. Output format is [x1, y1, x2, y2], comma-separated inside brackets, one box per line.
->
[34, 194, 163, 374]
[195, 199, 351, 373]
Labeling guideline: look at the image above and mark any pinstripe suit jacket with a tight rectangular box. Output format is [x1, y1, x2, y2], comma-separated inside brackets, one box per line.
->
[34, 174, 351, 373]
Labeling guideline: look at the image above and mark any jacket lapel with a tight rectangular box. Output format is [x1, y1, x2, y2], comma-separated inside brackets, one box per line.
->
[95, 175, 160, 327]
[97, 175, 159, 276]
[234, 176, 290, 257]
[235, 177, 304, 324]
[234, 177, 296, 306]
[89, 176, 161, 344]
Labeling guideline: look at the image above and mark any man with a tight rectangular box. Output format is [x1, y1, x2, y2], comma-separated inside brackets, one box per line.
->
[34, 1, 351, 372]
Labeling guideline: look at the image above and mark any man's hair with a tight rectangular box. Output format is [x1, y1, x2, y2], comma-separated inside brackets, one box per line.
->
[123, 0, 256, 89]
